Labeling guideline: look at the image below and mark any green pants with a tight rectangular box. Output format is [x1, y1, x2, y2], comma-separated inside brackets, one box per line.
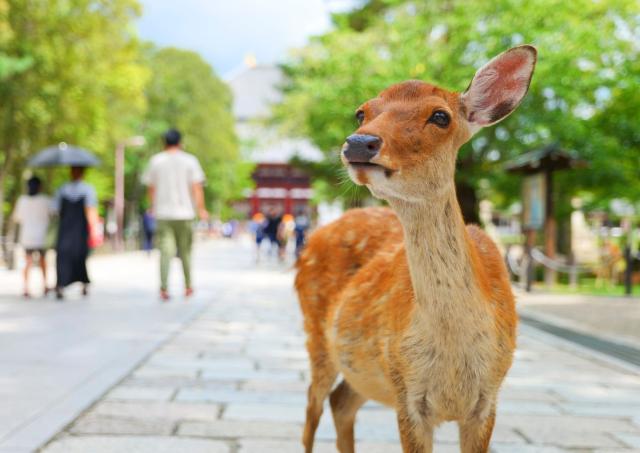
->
[157, 219, 193, 291]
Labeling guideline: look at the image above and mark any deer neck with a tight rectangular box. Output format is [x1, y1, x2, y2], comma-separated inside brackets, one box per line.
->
[390, 187, 479, 311]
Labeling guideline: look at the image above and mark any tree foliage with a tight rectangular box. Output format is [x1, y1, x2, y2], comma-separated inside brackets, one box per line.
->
[0, 1, 250, 234]
[276, 0, 640, 217]
[138, 47, 250, 218]
[0, 0, 148, 229]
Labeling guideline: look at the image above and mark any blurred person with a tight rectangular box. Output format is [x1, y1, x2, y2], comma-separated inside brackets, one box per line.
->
[250, 212, 266, 262]
[294, 209, 310, 259]
[264, 207, 282, 258]
[142, 128, 208, 301]
[12, 176, 51, 298]
[105, 202, 118, 246]
[52, 166, 99, 300]
[278, 213, 295, 260]
[142, 208, 156, 253]
[596, 238, 622, 288]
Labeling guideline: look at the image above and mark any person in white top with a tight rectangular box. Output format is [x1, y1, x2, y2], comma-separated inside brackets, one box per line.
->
[142, 129, 208, 301]
[12, 176, 51, 297]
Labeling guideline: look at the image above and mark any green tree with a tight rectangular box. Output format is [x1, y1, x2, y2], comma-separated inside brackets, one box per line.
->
[136, 47, 251, 219]
[0, 0, 148, 233]
[0, 0, 31, 81]
[277, 0, 640, 222]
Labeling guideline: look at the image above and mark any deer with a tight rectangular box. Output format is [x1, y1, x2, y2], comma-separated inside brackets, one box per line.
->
[295, 45, 537, 453]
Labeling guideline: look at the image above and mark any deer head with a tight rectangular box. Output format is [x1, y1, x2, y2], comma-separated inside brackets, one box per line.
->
[342, 45, 537, 202]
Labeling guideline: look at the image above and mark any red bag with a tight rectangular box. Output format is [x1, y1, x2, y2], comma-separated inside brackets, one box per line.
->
[88, 217, 104, 249]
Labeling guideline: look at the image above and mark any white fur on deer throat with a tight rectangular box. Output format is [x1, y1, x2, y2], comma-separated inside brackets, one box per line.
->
[394, 191, 499, 423]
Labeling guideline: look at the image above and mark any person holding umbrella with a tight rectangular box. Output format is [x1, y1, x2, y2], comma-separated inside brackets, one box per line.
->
[51, 166, 99, 299]
[29, 143, 100, 300]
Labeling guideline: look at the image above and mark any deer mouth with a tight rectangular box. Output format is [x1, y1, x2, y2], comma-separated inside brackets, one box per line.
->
[348, 162, 395, 178]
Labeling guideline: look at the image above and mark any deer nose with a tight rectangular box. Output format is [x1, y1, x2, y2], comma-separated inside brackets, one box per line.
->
[343, 134, 382, 163]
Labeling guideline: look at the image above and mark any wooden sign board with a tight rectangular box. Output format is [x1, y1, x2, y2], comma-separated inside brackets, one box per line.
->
[522, 173, 546, 230]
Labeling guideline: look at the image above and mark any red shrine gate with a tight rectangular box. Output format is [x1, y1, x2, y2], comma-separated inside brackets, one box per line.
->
[249, 163, 313, 215]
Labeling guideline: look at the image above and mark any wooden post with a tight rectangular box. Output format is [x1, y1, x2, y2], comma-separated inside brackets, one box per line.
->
[624, 245, 633, 296]
[568, 252, 578, 290]
[623, 218, 633, 296]
[114, 143, 125, 251]
[525, 228, 536, 292]
[544, 168, 556, 287]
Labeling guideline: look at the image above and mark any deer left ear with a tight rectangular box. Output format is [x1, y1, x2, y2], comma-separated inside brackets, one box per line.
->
[461, 45, 537, 134]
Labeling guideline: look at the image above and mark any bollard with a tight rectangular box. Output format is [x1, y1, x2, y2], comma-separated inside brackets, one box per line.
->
[624, 245, 632, 296]
[568, 253, 578, 291]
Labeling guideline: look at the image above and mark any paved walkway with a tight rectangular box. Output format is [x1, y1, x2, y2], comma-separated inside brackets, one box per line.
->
[0, 249, 211, 453]
[29, 239, 640, 453]
[517, 291, 640, 348]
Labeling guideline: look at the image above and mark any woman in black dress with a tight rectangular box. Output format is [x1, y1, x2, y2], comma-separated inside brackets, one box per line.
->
[53, 166, 98, 300]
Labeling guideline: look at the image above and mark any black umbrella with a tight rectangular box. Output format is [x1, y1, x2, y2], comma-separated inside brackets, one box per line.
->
[28, 142, 100, 168]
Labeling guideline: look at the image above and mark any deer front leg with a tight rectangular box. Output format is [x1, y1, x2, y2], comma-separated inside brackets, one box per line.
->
[329, 379, 366, 453]
[396, 401, 434, 453]
[458, 404, 496, 453]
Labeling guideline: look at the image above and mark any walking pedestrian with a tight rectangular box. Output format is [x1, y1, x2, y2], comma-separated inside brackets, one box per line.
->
[294, 209, 310, 258]
[142, 208, 156, 253]
[52, 166, 99, 300]
[278, 213, 294, 259]
[264, 207, 282, 259]
[142, 129, 208, 301]
[12, 176, 51, 298]
[250, 212, 266, 262]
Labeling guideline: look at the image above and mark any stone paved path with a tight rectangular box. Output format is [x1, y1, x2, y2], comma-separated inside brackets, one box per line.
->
[517, 291, 640, 347]
[0, 248, 207, 453]
[39, 240, 640, 452]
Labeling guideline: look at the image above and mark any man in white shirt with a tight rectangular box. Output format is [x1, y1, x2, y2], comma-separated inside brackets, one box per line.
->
[142, 129, 208, 301]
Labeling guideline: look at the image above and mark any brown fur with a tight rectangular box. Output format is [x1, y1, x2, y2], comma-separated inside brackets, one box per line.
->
[296, 46, 536, 453]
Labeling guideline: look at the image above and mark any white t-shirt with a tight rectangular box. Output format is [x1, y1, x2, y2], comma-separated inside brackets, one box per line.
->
[13, 194, 51, 249]
[142, 150, 205, 220]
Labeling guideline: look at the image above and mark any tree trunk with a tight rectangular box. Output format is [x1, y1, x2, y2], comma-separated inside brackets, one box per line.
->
[455, 180, 480, 225]
[0, 150, 17, 267]
[0, 166, 8, 267]
[0, 169, 5, 236]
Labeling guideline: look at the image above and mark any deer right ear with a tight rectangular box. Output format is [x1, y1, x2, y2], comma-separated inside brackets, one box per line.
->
[461, 45, 537, 134]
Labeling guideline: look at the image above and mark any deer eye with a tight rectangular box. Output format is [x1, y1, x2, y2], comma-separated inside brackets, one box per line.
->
[355, 110, 365, 125]
[427, 110, 450, 128]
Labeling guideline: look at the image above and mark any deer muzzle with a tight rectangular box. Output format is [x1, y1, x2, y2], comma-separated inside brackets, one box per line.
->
[343, 134, 382, 164]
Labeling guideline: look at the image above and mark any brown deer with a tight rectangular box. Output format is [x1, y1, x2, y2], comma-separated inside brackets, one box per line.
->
[295, 45, 537, 453]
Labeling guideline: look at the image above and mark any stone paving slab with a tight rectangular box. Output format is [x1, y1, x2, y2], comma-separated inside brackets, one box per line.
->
[43, 435, 230, 453]
[0, 249, 210, 453]
[517, 291, 640, 346]
[40, 240, 640, 453]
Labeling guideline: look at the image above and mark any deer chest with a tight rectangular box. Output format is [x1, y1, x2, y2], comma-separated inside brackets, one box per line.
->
[398, 312, 502, 422]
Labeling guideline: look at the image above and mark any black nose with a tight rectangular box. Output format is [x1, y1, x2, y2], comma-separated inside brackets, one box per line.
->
[343, 134, 382, 163]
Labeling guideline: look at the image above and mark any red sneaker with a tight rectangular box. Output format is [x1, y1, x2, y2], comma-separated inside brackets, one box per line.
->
[160, 289, 170, 302]
[185, 287, 194, 298]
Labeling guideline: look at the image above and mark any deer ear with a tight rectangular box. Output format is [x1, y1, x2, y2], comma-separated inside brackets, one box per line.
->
[461, 45, 537, 133]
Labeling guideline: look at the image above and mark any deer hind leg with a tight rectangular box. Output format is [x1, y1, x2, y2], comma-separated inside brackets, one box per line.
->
[329, 379, 366, 453]
[458, 405, 496, 453]
[303, 345, 337, 453]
